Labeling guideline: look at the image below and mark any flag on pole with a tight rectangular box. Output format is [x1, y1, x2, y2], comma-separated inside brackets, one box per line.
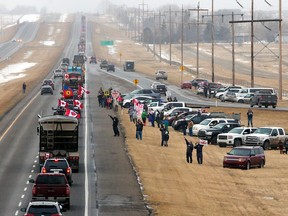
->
[74, 99, 84, 109]
[64, 108, 80, 118]
[58, 99, 68, 108]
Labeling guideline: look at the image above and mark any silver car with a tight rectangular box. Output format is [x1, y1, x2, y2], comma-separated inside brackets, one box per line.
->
[156, 70, 168, 80]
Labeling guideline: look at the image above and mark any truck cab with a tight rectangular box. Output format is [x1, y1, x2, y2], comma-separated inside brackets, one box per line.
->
[123, 60, 135, 72]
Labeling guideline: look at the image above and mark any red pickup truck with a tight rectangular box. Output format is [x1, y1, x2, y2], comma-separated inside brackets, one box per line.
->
[29, 173, 70, 209]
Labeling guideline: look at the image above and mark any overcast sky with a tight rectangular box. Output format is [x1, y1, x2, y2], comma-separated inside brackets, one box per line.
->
[2, 0, 288, 13]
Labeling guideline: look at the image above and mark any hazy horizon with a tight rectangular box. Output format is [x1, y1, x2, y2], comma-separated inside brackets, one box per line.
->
[1, 0, 288, 13]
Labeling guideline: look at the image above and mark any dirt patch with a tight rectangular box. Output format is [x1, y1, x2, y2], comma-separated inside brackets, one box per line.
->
[91, 15, 288, 215]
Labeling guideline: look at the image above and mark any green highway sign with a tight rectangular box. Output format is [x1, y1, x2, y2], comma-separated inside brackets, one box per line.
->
[100, 40, 114, 46]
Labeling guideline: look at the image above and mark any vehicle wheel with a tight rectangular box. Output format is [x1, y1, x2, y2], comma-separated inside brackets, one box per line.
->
[259, 160, 265, 168]
[265, 105, 268, 108]
[234, 139, 242, 147]
[219, 143, 226, 148]
[66, 201, 70, 210]
[246, 161, 251, 170]
[272, 105, 276, 108]
[263, 141, 269, 150]
[211, 136, 217, 145]
[238, 99, 244, 103]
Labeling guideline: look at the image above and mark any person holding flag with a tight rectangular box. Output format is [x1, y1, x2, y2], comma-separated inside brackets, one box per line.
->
[109, 115, 120, 136]
[194, 139, 206, 164]
[78, 85, 90, 99]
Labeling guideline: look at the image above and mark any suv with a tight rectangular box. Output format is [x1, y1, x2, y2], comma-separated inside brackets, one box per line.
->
[21, 201, 65, 215]
[155, 70, 168, 80]
[42, 79, 55, 90]
[129, 88, 161, 98]
[54, 68, 64, 78]
[123, 60, 135, 72]
[90, 56, 97, 64]
[42, 158, 73, 185]
[223, 146, 265, 170]
[41, 85, 53, 95]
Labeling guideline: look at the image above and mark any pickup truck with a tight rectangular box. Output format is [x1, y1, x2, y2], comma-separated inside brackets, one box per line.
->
[217, 127, 258, 147]
[198, 122, 241, 144]
[250, 91, 277, 108]
[100, 60, 108, 69]
[30, 173, 70, 209]
[244, 127, 287, 150]
[154, 102, 203, 112]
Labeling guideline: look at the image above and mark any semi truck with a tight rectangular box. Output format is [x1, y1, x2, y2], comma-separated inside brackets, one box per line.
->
[37, 115, 79, 172]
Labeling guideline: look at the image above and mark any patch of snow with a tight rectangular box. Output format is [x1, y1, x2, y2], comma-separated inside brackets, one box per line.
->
[59, 14, 68, 22]
[19, 14, 40, 23]
[40, 41, 55, 46]
[0, 62, 37, 84]
[23, 51, 33, 60]
[48, 26, 54, 36]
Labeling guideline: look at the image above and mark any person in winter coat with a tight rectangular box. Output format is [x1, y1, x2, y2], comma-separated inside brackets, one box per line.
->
[128, 106, 134, 122]
[194, 142, 204, 164]
[188, 120, 194, 136]
[162, 117, 169, 131]
[160, 124, 169, 146]
[247, 108, 253, 127]
[182, 120, 188, 136]
[136, 119, 144, 140]
[109, 115, 120, 136]
[184, 137, 194, 163]
[141, 110, 147, 126]
[132, 109, 138, 124]
[148, 109, 155, 127]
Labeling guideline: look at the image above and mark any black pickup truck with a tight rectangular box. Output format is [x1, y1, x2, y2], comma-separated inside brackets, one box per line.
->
[250, 91, 277, 108]
[30, 173, 71, 209]
[198, 122, 241, 144]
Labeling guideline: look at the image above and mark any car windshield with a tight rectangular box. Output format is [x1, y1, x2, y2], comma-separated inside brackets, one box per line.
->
[229, 149, 251, 156]
[212, 124, 226, 129]
[254, 128, 272, 135]
[227, 128, 243, 134]
[199, 119, 211, 125]
[28, 205, 58, 214]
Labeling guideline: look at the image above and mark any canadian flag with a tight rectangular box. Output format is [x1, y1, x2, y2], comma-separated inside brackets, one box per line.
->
[64, 73, 69, 80]
[78, 85, 90, 98]
[58, 99, 68, 108]
[74, 99, 84, 109]
[65, 108, 80, 119]
[132, 98, 139, 105]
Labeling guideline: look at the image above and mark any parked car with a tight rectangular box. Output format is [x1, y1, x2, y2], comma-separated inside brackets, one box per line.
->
[181, 81, 192, 89]
[250, 91, 277, 108]
[21, 201, 66, 215]
[151, 82, 162, 89]
[164, 107, 194, 117]
[167, 111, 197, 126]
[223, 146, 265, 170]
[42, 79, 55, 90]
[208, 82, 224, 97]
[156, 70, 168, 80]
[198, 122, 241, 144]
[191, 78, 208, 88]
[41, 85, 53, 95]
[215, 86, 242, 99]
[221, 89, 241, 102]
[129, 88, 161, 98]
[42, 158, 73, 185]
[236, 93, 254, 104]
[123, 95, 154, 108]
[107, 64, 115, 72]
[172, 113, 211, 130]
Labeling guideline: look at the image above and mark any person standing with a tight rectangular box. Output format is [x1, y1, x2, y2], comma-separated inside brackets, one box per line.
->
[182, 120, 187, 136]
[148, 109, 155, 127]
[184, 137, 194, 163]
[136, 119, 144, 140]
[247, 108, 253, 127]
[160, 124, 169, 147]
[109, 115, 120, 136]
[22, 82, 27, 93]
[188, 120, 194, 136]
[194, 142, 204, 164]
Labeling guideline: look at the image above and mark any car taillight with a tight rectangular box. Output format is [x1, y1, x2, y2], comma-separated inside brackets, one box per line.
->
[32, 186, 36, 196]
[66, 186, 70, 196]
[66, 167, 71, 174]
[69, 156, 79, 160]
[41, 167, 47, 173]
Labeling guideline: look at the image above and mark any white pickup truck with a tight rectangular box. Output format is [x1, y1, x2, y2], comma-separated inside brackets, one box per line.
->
[244, 127, 288, 150]
[217, 127, 257, 147]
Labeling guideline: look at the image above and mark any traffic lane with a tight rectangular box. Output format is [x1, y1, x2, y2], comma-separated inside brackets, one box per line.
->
[86, 66, 149, 215]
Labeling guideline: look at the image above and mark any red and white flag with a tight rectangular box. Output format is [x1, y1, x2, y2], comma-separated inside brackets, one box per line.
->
[74, 99, 84, 109]
[58, 99, 68, 108]
[64, 73, 69, 80]
[65, 108, 80, 119]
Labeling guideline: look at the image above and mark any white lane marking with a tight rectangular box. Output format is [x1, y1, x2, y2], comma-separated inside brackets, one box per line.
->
[24, 187, 27, 191]
[31, 170, 34, 173]
[32, 165, 35, 168]
[18, 202, 22, 207]
[15, 210, 18, 215]
[0, 92, 39, 142]
[34, 160, 37, 162]
[26, 181, 29, 185]
[84, 65, 89, 216]
[29, 175, 32, 178]
[21, 194, 24, 199]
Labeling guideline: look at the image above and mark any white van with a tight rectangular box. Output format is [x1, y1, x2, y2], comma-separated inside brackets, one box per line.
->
[237, 88, 275, 98]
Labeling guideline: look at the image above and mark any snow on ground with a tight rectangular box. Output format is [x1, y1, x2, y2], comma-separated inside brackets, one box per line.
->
[59, 14, 68, 22]
[19, 14, 40, 23]
[0, 62, 37, 85]
[40, 41, 55, 46]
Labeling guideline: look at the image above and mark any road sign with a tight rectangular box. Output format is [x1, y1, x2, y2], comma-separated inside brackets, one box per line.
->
[100, 40, 114, 46]
[134, 79, 139, 85]
[180, 65, 185, 71]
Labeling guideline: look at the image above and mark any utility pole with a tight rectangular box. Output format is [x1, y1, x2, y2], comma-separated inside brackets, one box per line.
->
[159, 11, 162, 62]
[169, 6, 172, 65]
[278, 0, 283, 100]
[211, 0, 215, 82]
[181, 5, 184, 84]
[232, 12, 235, 86]
[251, 0, 254, 87]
